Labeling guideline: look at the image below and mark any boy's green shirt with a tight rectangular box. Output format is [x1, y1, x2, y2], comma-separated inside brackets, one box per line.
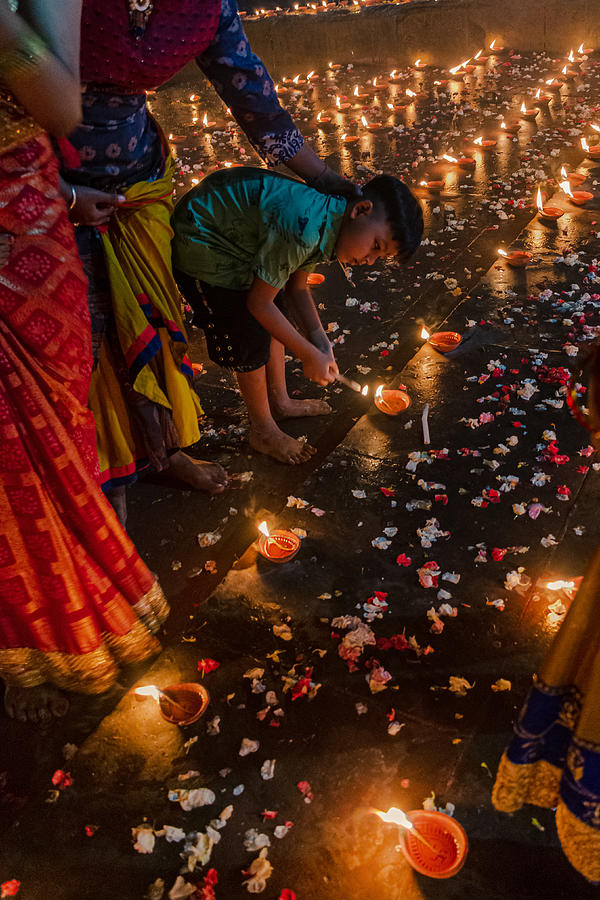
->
[171, 166, 347, 291]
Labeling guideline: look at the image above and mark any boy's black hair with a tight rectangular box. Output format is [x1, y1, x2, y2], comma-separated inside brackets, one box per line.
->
[361, 175, 423, 262]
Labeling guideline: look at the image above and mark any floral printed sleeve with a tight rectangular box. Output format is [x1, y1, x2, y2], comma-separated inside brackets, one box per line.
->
[196, 0, 304, 166]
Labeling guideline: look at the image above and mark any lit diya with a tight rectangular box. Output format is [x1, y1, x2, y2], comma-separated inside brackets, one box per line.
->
[257, 521, 300, 563]
[374, 384, 411, 415]
[560, 165, 586, 187]
[201, 112, 217, 130]
[560, 180, 594, 206]
[577, 43, 593, 57]
[561, 64, 578, 81]
[328, 60, 342, 71]
[389, 69, 404, 83]
[473, 136, 496, 151]
[489, 39, 505, 53]
[387, 101, 410, 112]
[500, 119, 521, 134]
[424, 328, 462, 353]
[443, 153, 475, 169]
[534, 88, 552, 106]
[334, 95, 351, 111]
[413, 57, 426, 70]
[375, 808, 468, 880]
[581, 137, 600, 159]
[361, 115, 383, 132]
[498, 248, 532, 267]
[419, 179, 445, 193]
[353, 85, 368, 100]
[316, 111, 333, 126]
[306, 272, 325, 285]
[135, 683, 210, 726]
[341, 133, 359, 144]
[545, 78, 564, 91]
[536, 186, 564, 221]
[473, 49, 489, 64]
[519, 102, 538, 120]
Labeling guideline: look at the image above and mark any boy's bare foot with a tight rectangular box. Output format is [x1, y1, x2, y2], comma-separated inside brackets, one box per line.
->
[250, 423, 316, 464]
[270, 397, 332, 420]
[4, 683, 69, 723]
[168, 450, 228, 494]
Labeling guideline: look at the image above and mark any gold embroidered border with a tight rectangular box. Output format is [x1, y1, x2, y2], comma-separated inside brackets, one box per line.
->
[0, 581, 169, 694]
[557, 802, 600, 883]
[492, 752, 562, 812]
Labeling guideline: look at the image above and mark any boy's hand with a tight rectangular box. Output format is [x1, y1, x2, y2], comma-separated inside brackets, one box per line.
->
[308, 326, 334, 360]
[303, 347, 338, 386]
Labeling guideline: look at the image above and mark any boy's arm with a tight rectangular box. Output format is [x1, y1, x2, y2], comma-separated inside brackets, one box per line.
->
[285, 270, 333, 359]
[247, 276, 338, 386]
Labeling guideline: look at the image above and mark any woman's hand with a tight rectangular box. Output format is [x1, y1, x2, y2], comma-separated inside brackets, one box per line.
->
[310, 166, 362, 200]
[302, 347, 338, 386]
[69, 185, 126, 227]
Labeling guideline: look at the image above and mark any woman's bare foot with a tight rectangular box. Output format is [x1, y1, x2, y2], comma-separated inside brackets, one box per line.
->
[0, 233, 14, 268]
[270, 396, 332, 420]
[249, 423, 316, 464]
[168, 450, 228, 494]
[4, 683, 69, 723]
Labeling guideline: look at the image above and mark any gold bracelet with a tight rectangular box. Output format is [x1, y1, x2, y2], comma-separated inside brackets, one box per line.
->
[0, 31, 47, 83]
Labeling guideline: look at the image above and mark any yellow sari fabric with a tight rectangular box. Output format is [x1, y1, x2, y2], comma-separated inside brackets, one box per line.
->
[89, 156, 202, 485]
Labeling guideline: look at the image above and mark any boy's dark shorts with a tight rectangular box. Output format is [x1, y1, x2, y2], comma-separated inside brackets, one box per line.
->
[174, 268, 285, 373]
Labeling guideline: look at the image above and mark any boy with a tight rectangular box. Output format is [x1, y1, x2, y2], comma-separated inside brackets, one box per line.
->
[171, 167, 423, 464]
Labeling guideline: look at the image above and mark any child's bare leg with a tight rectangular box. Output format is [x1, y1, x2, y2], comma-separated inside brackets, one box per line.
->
[237, 363, 316, 464]
[266, 338, 331, 420]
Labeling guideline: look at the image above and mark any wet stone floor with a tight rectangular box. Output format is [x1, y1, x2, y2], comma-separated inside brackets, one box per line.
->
[3, 46, 600, 900]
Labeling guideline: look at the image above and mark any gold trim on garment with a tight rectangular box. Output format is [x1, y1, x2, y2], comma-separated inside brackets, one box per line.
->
[0, 581, 169, 694]
[492, 752, 562, 812]
[0, 90, 43, 154]
[557, 801, 600, 883]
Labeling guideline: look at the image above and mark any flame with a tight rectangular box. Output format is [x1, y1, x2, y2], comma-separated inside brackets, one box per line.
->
[353, 85, 360, 96]
[420, 327, 430, 340]
[373, 77, 378, 87]
[474, 136, 483, 145]
[202, 112, 209, 126]
[406, 89, 417, 98]
[336, 95, 341, 108]
[474, 49, 482, 60]
[274, 83, 280, 93]
[361, 116, 369, 127]
[375, 385, 384, 400]
[307, 70, 315, 80]
[135, 685, 161, 702]
[582, 137, 590, 152]
[520, 102, 527, 113]
[317, 112, 322, 122]
[535, 88, 541, 99]
[387, 103, 395, 110]
[490, 39, 496, 50]
[419, 180, 428, 186]
[258, 521, 270, 537]
[189, 93, 199, 102]
[414, 58, 421, 67]
[562, 65, 568, 75]
[560, 180, 574, 198]
[341, 133, 347, 141]
[449, 63, 462, 75]
[498, 248, 508, 257]
[390, 69, 398, 79]
[590, 123, 600, 133]
[547, 580, 575, 591]
[561, 165, 568, 179]
[500, 120, 507, 129]
[361, 385, 369, 397]
[443, 154, 457, 163]
[329, 60, 333, 67]
[568, 49, 575, 63]
[578, 42, 585, 54]
[374, 807, 414, 829]
[536, 186, 544, 212]
[292, 74, 300, 84]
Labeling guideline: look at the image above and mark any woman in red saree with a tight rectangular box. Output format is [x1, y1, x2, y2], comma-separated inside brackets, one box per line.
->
[0, 0, 168, 723]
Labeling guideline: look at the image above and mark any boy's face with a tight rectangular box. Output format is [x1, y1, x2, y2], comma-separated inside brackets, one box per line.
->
[335, 200, 399, 266]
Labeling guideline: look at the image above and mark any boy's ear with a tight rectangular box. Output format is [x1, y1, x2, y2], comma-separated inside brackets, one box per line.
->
[349, 199, 374, 219]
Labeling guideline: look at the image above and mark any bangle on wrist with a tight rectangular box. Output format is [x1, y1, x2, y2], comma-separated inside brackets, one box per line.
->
[0, 30, 47, 82]
[68, 184, 77, 210]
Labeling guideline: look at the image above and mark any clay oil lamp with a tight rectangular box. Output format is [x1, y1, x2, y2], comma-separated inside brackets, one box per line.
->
[560, 165, 586, 187]
[334, 95, 351, 112]
[519, 101, 538, 121]
[370, 75, 388, 90]
[560, 180, 594, 206]
[413, 57, 426, 70]
[433, 79, 449, 88]
[374, 384, 411, 416]
[328, 60, 342, 71]
[387, 101, 409, 113]
[577, 42, 593, 58]
[306, 272, 325, 285]
[448, 61, 466, 80]
[498, 247, 532, 268]
[389, 69, 404, 83]
[274, 82, 289, 96]
[420, 179, 445, 194]
[581, 137, 600, 160]
[341, 132, 359, 144]
[353, 84, 368, 101]
[135, 683, 210, 726]
[534, 87, 553, 106]
[500, 119, 521, 135]
[473, 49, 489, 65]
[545, 77, 564, 91]
[316, 111, 333, 127]
[405, 88, 419, 102]
[422, 327, 462, 353]
[374, 807, 468, 880]
[361, 115, 383, 132]
[257, 520, 300, 563]
[473, 135, 497, 151]
[291, 73, 307, 86]
[307, 70, 319, 83]
[201, 111, 217, 131]
[462, 62, 476, 74]
[536, 185, 564, 222]
[561, 64, 578, 81]
[188, 93, 201, 103]
[443, 153, 475, 169]
[489, 38, 505, 54]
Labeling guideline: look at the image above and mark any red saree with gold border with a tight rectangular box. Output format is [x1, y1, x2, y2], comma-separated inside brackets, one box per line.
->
[0, 131, 168, 694]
